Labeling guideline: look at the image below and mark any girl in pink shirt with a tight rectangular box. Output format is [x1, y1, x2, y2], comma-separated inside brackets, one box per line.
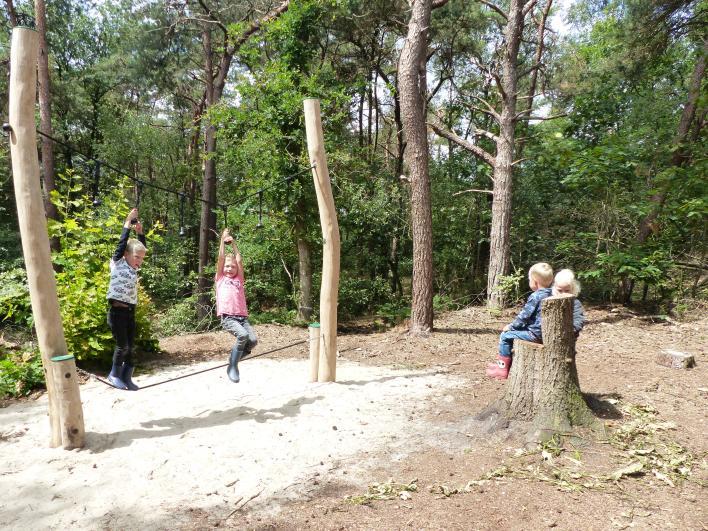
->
[216, 229, 257, 383]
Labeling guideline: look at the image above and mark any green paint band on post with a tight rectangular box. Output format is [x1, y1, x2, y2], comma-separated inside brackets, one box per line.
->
[50, 354, 74, 362]
[309, 322, 320, 328]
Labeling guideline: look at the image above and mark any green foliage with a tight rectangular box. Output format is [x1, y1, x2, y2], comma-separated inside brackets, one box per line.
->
[0, 171, 159, 364]
[47, 172, 159, 359]
[492, 269, 526, 307]
[0, 269, 33, 327]
[339, 277, 393, 319]
[152, 294, 216, 337]
[0, 350, 45, 398]
[375, 299, 411, 327]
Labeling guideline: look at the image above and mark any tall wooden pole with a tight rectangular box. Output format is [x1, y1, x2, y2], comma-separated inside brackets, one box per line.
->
[8, 24, 85, 449]
[303, 99, 340, 382]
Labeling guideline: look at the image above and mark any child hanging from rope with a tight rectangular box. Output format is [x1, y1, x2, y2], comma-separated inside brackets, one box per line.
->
[216, 228, 258, 383]
[106, 208, 147, 390]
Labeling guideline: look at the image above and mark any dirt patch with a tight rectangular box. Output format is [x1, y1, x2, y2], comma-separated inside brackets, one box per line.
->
[1, 306, 706, 530]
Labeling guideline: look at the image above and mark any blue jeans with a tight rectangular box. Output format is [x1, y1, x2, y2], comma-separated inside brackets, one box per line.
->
[222, 316, 258, 359]
[498, 330, 537, 358]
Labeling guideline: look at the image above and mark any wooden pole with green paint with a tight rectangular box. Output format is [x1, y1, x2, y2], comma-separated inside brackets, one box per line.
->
[303, 98, 340, 382]
[8, 23, 85, 449]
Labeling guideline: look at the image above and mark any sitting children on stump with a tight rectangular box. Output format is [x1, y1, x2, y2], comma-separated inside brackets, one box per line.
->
[215, 229, 258, 383]
[106, 208, 147, 390]
[552, 268, 586, 336]
[486, 262, 554, 380]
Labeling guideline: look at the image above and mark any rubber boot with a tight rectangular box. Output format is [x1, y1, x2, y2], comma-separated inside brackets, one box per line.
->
[122, 363, 139, 391]
[227, 348, 241, 383]
[108, 363, 128, 389]
[485, 355, 511, 380]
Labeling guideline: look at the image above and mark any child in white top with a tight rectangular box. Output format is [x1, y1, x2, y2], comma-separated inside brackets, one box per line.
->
[552, 268, 586, 336]
[106, 208, 146, 390]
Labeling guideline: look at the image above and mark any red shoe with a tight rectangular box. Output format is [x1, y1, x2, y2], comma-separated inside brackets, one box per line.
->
[485, 356, 511, 380]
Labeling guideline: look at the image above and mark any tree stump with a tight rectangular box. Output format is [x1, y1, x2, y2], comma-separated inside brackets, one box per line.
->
[477, 295, 596, 442]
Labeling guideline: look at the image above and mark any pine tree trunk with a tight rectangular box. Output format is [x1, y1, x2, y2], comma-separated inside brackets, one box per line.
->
[197, 25, 216, 318]
[35, 0, 60, 252]
[503, 296, 594, 438]
[399, 0, 434, 334]
[486, 0, 523, 310]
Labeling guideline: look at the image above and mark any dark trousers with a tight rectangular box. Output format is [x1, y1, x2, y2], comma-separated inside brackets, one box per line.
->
[108, 306, 136, 365]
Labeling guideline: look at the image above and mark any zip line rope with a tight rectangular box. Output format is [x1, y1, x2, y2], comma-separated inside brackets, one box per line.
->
[35, 129, 315, 217]
[36, 129, 227, 211]
[77, 337, 314, 391]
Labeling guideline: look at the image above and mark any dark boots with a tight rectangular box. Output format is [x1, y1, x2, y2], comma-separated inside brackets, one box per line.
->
[227, 347, 241, 383]
[108, 363, 128, 389]
[122, 363, 139, 391]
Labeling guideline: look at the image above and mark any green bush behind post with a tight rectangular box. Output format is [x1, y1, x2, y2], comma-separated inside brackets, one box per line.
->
[0, 171, 159, 397]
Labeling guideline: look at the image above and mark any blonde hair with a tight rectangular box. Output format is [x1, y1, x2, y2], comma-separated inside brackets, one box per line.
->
[553, 268, 581, 296]
[528, 262, 554, 287]
[126, 238, 147, 255]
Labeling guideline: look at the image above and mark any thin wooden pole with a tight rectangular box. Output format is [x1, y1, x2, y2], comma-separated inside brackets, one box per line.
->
[8, 25, 85, 449]
[308, 322, 320, 382]
[303, 98, 340, 382]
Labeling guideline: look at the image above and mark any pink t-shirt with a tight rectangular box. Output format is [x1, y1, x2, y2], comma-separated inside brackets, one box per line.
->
[215, 272, 248, 317]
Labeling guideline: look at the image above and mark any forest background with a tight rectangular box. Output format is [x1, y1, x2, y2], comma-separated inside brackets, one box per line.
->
[0, 0, 705, 397]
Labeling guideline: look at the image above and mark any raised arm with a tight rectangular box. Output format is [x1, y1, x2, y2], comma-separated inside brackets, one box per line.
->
[216, 228, 229, 278]
[112, 208, 139, 262]
[231, 237, 244, 279]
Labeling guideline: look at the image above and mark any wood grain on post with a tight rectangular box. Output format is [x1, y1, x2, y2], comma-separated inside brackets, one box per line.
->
[308, 323, 320, 382]
[8, 26, 85, 449]
[303, 98, 340, 382]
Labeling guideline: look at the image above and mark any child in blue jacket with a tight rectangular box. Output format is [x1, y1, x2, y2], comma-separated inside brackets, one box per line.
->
[486, 262, 554, 380]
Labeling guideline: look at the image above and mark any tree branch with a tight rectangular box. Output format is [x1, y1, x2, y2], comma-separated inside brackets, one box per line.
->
[453, 188, 494, 196]
[480, 0, 508, 20]
[432, 0, 451, 8]
[427, 114, 496, 166]
[470, 95, 501, 121]
[515, 112, 566, 121]
[197, 0, 228, 34]
[523, 0, 538, 16]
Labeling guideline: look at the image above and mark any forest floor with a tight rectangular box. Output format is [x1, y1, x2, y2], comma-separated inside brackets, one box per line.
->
[1, 304, 706, 530]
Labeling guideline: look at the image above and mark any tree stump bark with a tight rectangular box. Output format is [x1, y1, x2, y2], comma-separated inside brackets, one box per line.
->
[504, 295, 595, 438]
[476, 295, 596, 441]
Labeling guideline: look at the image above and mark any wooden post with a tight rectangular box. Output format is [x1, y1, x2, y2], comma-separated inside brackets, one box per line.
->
[8, 25, 85, 449]
[303, 98, 340, 382]
[308, 323, 320, 382]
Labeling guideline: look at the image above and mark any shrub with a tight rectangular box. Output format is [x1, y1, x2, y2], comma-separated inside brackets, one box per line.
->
[0, 171, 159, 366]
[338, 277, 392, 319]
[0, 350, 45, 398]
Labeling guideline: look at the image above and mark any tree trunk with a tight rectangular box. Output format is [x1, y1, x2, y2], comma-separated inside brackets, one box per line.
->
[515, 0, 552, 159]
[295, 216, 313, 322]
[486, 0, 524, 309]
[193, 1, 291, 317]
[502, 296, 594, 439]
[399, 0, 434, 334]
[4, 0, 16, 26]
[197, 25, 217, 318]
[35, 0, 60, 252]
